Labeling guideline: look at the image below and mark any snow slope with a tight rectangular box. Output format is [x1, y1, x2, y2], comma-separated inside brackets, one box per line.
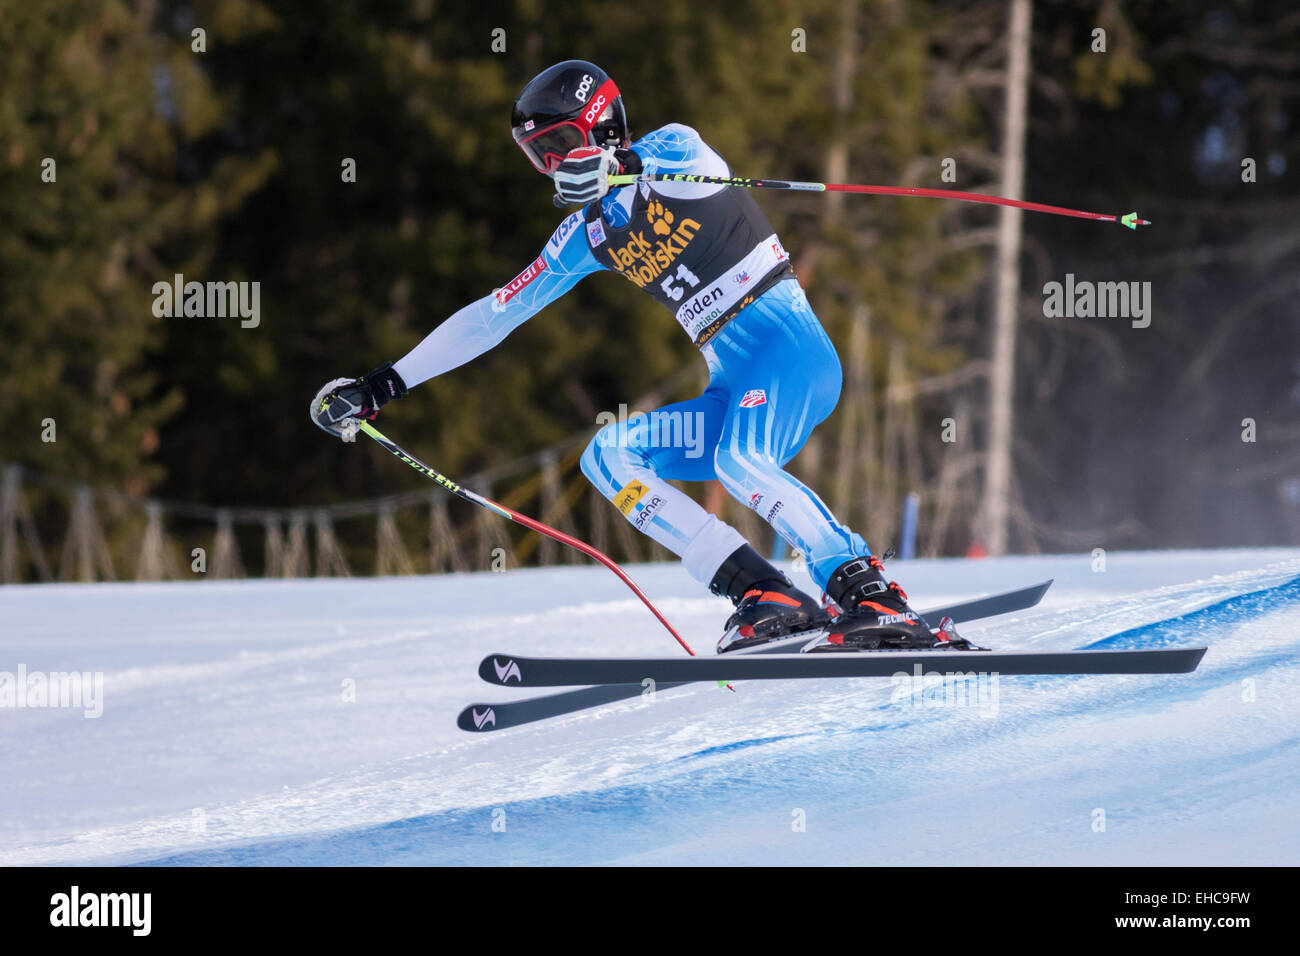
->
[2, 548, 1298, 866]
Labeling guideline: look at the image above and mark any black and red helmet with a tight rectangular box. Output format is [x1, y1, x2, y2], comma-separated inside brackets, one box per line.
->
[511, 60, 629, 175]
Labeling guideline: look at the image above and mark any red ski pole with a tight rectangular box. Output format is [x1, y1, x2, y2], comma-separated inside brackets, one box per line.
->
[357, 419, 707, 661]
[605, 173, 1151, 229]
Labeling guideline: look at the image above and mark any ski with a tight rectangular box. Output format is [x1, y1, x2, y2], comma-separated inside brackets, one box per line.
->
[458, 682, 693, 732]
[908, 579, 1052, 626]
[456, 580, 1053, 732]
[479, 646, 1208, 687]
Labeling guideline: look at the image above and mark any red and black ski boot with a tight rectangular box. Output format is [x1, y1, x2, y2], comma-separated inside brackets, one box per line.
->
[805, 554, 974, 651]
[711, 545, 829, 653]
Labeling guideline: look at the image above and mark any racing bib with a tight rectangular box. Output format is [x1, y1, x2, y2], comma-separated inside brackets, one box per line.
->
[583, 183, 793, 345]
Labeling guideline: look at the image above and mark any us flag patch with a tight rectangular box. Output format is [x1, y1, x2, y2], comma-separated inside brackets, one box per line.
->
[739, 389, 767, 408]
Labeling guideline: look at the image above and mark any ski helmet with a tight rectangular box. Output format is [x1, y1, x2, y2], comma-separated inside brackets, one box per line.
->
[511, 60, 628, 175]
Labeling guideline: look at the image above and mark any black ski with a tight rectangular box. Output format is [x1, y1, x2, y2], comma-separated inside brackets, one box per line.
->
[912, 579, 1052, 625]
[456, 579, 1053, 732]
[458, 682, 692, 732]
[479, 645, 1208, 687]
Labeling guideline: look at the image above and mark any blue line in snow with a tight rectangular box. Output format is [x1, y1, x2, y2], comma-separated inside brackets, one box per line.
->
[1083, 574, 1300, 650]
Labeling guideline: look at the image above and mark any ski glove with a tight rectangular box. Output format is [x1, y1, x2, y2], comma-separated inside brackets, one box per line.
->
[310, 362, 408, 440]
[553, 145, 621, 205]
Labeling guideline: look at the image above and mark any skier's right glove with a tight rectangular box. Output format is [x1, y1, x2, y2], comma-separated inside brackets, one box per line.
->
[310, 362, 408, 440]
[551, 146, 642, 207]
[553, 145, 619, 205]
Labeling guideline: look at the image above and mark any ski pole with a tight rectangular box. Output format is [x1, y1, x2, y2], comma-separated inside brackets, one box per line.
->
[354, 419, 706, 660]
[602, 173, 1151, 229]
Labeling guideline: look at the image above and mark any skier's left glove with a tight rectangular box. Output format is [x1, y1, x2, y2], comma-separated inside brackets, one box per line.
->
[553, 145, 621, 205]
[310, 362, 408, 440]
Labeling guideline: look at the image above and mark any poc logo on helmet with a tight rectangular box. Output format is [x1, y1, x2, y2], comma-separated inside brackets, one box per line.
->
[583, 93, 608, 125]
[575, 73, 594, 102]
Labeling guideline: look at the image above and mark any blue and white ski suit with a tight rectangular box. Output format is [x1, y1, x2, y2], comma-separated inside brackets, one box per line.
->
[394, 124, 870, 591]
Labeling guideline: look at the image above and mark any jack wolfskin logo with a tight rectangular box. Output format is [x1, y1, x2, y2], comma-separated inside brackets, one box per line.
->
[472, 707, 497, 729]
[492, 658, 522, 683]
[646, 200, 674, 237]
[606, 216, 702, 288]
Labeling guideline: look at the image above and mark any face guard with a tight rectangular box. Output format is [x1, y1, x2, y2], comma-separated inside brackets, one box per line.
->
[512, 77, 623, 176]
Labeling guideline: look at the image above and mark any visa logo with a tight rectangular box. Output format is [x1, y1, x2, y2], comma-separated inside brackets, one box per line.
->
[547, 211, 583, 257]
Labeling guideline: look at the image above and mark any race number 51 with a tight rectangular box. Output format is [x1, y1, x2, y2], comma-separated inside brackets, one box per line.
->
[660, 264, 701, 301]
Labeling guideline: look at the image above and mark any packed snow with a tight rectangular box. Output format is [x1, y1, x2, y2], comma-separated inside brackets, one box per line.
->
[2, 548, 1298, 865]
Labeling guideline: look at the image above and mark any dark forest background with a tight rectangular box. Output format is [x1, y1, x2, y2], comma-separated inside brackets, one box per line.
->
[1, 0, 1297, 580]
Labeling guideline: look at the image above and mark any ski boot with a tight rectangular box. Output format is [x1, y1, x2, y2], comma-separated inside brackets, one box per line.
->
[711, 545, 829, 653]
[803, 554, 976, 652]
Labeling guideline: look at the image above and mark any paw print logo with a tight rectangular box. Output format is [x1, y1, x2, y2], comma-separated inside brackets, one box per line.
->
[646, 200, 674, 236]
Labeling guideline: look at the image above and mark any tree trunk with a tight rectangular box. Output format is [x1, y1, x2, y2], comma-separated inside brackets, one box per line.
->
[978, 0, 1032, 556]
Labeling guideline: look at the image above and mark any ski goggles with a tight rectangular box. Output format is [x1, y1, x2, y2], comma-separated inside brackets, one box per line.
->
[513, 120, 592, 174]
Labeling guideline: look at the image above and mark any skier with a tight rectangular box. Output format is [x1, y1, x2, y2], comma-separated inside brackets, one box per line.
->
[312, 59, 955, 653]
